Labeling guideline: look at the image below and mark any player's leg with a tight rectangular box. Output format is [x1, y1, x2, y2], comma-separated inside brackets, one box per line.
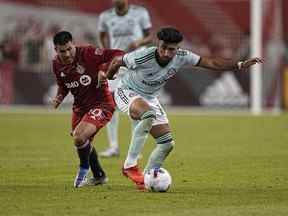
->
[72, 121, 99, 188]
[121, 98, 156, 186]
[124, 98, 156, 169]
[143, 99, 174, 173]
[114, 89, 154, 180]
[100, 79, 121, 158]
[72, 107, 113, 187]
[87, 145, 108, 185]
[114, 88, 155, 185]
[100, 111, 120, 157]
[144, 123, 174, 173]
[84, 107, 115, 185]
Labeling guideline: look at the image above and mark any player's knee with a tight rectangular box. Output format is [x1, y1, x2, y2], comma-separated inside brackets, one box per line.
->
[129, 99, 155, 120]
[73, 131, 86, 146]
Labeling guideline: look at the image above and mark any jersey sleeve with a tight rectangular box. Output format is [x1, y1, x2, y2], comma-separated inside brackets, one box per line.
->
[97, 13, 107, 33]
[179, 49, 201, 66]
[84, 46, 124, 66]
[139, 8, 152, 30]
[122, 50, 138, 69]
[123, 48, 154, 69]
[101, 48, 125, 63]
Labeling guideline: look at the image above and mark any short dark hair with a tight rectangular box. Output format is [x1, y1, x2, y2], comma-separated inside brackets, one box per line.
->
[157, 27, 183, 43]
[53, 31, 73, 46]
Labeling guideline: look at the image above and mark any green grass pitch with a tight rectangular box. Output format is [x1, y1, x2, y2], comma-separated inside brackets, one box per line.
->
[0, 110, 288, 216]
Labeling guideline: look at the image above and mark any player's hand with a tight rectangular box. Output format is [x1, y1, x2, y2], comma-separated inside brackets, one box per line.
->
[126, 41, 139, 52]
[49, 97, 62, 109]
[97, 70, 107, 88]
[239, 57, 264, 70]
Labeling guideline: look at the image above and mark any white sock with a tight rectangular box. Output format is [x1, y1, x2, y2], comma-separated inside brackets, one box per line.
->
[144, 141, 174, 173]
[106, 111, 119, 149]
[124, 111, 155, 169]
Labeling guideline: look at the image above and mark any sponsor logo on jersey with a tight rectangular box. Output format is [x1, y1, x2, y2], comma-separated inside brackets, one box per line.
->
[65, 81, 79, 89]
[64, 75, 92, 88]
[112, 28, 134, 37]
[79, 75, 92, 86]
[141, 69, 177, 87]
[142, 79, 167, 87]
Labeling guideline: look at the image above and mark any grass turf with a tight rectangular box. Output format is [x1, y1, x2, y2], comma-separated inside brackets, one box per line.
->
[0, 111, 287, 216]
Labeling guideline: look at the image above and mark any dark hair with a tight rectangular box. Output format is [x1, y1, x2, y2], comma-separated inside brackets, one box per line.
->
[53, 31, 73, 45]
[157, 27, 183, 43]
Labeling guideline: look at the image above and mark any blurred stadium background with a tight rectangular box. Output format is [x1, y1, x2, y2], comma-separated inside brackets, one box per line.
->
[0, 0, 287, 111]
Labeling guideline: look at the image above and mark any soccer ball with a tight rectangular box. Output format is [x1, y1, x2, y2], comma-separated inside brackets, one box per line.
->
[144, 167, 172, 192]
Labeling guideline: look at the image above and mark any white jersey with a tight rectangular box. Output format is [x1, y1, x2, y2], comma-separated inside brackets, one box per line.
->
[121, 47, 201, 99]
[98, 5, 152, 50]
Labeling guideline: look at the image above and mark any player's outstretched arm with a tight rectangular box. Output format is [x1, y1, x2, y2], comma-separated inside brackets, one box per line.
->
[50, 94, 64, 109]
[106, 55, 126, 79]
[237, 57, 264, 70]
[198, 56, 263, 72]
[50, 86, 68, 109]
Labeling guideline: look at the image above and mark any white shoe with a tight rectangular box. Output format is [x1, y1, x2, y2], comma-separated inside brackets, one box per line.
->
[99, 147, 120, 158]
[73, 167, 89, 188]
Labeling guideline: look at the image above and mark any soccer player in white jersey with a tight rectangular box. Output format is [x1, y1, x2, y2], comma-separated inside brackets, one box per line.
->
[98, 27, 263, 188]
[97, 0, 152, 157]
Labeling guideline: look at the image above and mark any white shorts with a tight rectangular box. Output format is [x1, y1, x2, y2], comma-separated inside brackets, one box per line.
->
[114, 87, 169, 126]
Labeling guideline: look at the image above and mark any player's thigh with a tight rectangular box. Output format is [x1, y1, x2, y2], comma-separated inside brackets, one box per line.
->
[114, 87, 151, 120]
[150, 123, 171, 139]
[147, 97, 169, 128]
[74, 107, 114, 141]
[73, 121, 98, 142]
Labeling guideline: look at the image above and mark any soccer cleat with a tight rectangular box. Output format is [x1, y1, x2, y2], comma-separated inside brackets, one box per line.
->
[99, 147, 120, 158]
[73, 167, 89, 188]
[136, 183, 146, 191]
[87, 175, 109, 186]
[122, 165, 144, 185]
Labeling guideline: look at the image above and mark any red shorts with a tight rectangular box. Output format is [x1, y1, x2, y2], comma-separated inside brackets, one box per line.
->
[71, 106, 114, 133]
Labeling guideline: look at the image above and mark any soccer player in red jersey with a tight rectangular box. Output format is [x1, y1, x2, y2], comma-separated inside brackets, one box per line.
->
[51, 31, 124, 188]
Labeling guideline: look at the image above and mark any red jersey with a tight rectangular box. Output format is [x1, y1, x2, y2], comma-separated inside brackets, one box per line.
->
[53, 46, 124, 114]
